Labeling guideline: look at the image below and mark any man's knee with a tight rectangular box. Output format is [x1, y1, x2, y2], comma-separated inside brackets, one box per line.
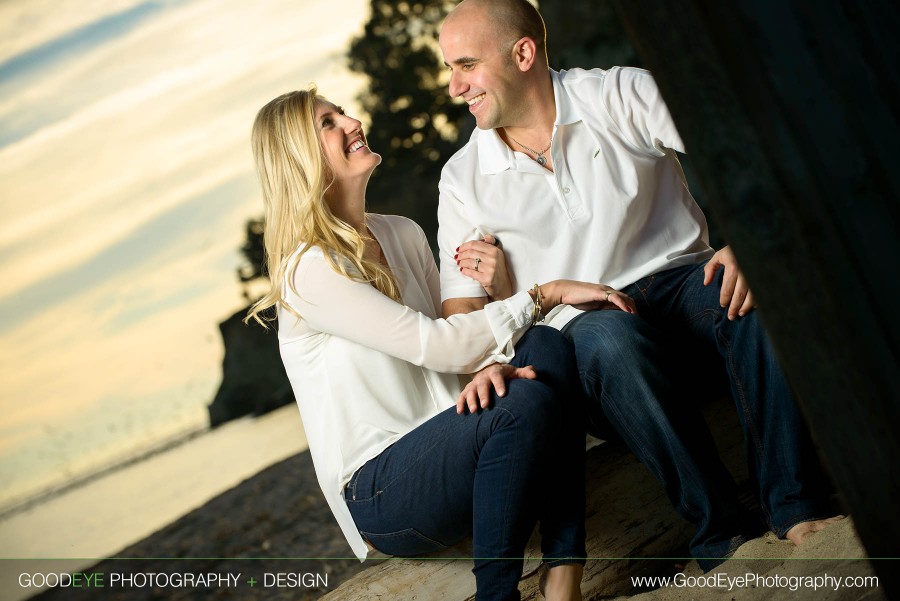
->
[563, 310, 660, 367]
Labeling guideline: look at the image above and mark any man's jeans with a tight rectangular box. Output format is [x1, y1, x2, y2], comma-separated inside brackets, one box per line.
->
[345, 327, 587, 601]
[562, 262, 833, 569]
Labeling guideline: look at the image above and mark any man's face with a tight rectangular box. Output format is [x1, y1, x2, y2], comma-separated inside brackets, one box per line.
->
[439, 10, 523, 131]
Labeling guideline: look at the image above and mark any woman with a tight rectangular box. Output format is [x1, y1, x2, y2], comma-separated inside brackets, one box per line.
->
[246, 87, 636, 601]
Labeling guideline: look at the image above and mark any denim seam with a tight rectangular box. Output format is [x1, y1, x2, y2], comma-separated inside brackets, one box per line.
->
[351, 435, 448, 504]
[719, 325, 771, 529]
[496, 405, 518, 556]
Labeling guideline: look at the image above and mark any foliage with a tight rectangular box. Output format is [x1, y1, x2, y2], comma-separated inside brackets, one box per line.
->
[346, 0, 470, 243]
[237, 0, 664, 289]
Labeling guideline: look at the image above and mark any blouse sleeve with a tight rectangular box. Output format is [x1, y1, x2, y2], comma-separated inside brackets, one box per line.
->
[285, 250, 534, 373]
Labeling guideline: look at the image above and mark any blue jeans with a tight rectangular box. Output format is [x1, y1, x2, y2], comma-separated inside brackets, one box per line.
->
[562, 262, 833, 569]
[345, 327, 587, 601]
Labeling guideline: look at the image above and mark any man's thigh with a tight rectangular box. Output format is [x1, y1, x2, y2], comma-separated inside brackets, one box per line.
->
[561, 309, 668, 375]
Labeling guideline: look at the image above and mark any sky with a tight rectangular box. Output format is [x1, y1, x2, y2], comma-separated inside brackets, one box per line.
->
[0, 0, 371, 508]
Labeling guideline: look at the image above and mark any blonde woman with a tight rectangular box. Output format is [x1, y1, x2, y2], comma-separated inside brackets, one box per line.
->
[247, 88, 636, 601]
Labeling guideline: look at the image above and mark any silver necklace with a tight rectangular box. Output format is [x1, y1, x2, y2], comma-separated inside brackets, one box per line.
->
[507, 133, 552, 166]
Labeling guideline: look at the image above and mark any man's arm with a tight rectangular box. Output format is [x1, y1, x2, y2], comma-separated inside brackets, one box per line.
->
[442, 297, 488, 318]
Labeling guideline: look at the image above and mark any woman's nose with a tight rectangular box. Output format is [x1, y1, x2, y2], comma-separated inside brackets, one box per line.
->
[342, 115, 362, 133]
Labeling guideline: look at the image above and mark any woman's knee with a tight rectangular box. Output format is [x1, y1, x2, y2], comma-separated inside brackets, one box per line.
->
[496, 379, 561, 434]
[513, 326, 577, 381]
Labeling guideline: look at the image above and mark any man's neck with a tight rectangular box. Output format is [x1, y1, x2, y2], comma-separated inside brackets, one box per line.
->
[498, 70, 556, 151]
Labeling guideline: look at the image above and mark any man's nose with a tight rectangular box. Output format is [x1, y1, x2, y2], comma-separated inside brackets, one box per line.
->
[448, 70, 467, 99]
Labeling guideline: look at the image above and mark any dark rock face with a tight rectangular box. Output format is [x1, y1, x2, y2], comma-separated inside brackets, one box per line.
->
[207, 307, 294, 427]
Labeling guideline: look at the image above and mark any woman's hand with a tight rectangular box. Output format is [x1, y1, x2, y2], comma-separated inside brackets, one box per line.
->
[455, 235, 513, 300]
[456, 363, 538, 414]
[542, 280, 638, 315]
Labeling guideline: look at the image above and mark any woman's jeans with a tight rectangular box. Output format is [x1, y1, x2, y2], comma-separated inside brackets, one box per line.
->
[562, 262, 834, 569]
[345, 327, 586, 601]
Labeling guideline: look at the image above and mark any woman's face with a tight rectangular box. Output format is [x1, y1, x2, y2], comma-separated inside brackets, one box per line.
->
[315, 100, 381, 183]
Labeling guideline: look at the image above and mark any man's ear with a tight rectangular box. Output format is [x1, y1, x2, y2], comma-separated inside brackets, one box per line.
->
[512, 36, 538, 72]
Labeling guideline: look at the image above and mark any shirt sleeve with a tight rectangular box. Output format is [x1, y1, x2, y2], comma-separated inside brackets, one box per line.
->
[602, 66, 686, 156]
[286, 249, 534, 373]
[418, 222, 443, 313]
[437, 170, 491, 303]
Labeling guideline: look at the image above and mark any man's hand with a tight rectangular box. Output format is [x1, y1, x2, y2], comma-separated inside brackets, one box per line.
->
[703, 245, 756, 320]
[455, 234, 513, 300]
[456, 363, 538, 414]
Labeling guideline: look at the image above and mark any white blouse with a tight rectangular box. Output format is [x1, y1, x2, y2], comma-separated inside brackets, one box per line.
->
[277, 213, 536, 560]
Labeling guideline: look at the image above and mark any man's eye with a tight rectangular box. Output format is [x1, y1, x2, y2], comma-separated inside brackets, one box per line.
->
[462, 63, 475, 71]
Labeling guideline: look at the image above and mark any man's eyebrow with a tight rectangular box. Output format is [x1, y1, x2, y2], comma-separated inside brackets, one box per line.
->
[445, 56, 480, 67]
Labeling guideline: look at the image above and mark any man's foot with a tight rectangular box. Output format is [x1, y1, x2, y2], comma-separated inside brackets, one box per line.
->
[540, 563, 583, 601]
[785, 515, 846, 545]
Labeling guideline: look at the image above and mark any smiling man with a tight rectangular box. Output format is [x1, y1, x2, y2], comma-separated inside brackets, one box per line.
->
[436, 0, 842, 572]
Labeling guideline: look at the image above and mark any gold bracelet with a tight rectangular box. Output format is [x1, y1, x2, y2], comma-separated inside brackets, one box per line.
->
[530, 284, 544, 324]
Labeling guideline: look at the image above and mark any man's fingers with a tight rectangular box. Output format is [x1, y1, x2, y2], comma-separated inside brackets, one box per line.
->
[728, 284, 747, 320]
[481, 234, 499, 247]
[739, 290, 755, 317]
[703, 258, 721, 286]
[719, 267, 738, 308]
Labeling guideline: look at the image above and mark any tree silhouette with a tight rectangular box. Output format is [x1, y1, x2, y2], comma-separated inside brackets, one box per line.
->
[237, 216, 266, 302]
[237, 0, 666, 288]
[347, 0, 470, 245]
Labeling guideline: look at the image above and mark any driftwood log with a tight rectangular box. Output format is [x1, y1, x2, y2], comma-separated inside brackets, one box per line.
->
[323, 398, 749, 600]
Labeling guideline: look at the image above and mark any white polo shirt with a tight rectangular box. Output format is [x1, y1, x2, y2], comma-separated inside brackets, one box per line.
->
[438, 67, 714, 329]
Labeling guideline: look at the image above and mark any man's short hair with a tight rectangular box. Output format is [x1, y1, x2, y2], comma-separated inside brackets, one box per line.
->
[483, 0, 547, 58]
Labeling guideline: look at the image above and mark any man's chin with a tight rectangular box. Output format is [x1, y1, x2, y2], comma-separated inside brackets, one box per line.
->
[474, 117, 496, 131]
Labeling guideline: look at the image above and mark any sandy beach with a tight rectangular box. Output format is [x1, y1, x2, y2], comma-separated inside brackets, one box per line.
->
[0, 405, 315, 601]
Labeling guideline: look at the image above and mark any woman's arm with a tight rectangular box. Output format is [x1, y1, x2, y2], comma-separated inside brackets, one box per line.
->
[289, 252, 636, 374]
[288, 252, 533, 373]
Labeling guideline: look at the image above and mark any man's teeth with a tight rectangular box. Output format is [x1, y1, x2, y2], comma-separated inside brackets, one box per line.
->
[348, 140, 366, 153]
[467, 94, 485, 106]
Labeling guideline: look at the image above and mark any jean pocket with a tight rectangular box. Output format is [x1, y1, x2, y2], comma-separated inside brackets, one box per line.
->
[359, 528, 449, 556]
[344, 457, 379, 502]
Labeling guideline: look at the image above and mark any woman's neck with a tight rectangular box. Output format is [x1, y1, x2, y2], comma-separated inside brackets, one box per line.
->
[326, 185, 367, 235]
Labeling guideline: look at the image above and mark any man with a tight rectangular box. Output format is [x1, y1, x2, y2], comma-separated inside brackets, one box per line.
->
[436, 0, 840, 570]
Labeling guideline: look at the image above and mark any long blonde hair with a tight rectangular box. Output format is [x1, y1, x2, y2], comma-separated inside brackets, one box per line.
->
[245, 87, 399, 327]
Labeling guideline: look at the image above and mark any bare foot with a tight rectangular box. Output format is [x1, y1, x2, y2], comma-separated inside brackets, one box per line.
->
[785, 515, 846, 545]
[540, 563, 583, 601]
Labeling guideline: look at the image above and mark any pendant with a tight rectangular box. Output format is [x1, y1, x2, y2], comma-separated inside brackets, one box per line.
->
[536, 156, 546, 166]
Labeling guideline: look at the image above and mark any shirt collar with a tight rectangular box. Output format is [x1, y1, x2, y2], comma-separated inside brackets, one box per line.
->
[477, 69, 581, 174]
[552, 69, 581, 126]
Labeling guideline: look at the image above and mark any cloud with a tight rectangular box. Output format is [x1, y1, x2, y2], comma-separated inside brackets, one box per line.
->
[0, 0, 372, 502]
